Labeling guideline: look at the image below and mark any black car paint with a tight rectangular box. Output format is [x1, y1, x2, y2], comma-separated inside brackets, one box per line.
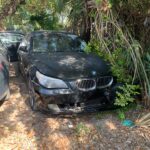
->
[18, 31, 117, 113]
[28, 52, 110, 80]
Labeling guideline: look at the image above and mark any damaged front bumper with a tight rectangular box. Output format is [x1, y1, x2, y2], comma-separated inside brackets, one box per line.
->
[31, 78, 116, 114]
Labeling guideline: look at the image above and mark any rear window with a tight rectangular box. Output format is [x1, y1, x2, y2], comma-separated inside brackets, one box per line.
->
[0, 33, 23, 46]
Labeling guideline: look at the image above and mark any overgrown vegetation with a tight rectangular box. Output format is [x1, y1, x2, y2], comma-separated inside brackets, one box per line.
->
[75, 122, 91, 136]
[84, 0, 150, 107]
[136, 112, 150, 127]
[114, 84, 140, 107]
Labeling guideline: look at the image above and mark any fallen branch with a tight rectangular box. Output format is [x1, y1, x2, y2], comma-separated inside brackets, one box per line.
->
[136, 112, 150, 127]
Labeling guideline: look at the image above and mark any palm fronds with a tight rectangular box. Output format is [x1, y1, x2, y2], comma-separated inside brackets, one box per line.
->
[90, 0, 150, 106]
[136, 113, 150, 127]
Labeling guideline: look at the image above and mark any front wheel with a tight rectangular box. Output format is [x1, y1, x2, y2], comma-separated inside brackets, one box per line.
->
[28, 77, 37, 111]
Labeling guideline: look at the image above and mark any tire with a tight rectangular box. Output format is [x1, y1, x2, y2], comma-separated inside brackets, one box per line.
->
[18, 55, 26, 78]
[28, 77, 37, 111]
[18, 62, 25, 77]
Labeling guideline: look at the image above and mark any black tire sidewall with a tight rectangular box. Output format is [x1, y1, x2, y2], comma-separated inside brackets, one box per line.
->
[28, 77, 36, 111]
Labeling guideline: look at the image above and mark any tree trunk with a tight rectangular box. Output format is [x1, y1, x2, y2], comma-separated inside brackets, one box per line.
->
[81, 0, 92, 42]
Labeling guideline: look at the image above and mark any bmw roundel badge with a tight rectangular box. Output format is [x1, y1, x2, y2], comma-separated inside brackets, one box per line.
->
[92, 71, 97, 76]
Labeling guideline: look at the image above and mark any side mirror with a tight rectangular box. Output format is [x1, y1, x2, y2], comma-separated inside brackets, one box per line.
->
[19, 46, 28, 52]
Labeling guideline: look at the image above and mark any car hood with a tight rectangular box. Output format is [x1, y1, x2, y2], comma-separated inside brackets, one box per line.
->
[30, 52, 111, 80]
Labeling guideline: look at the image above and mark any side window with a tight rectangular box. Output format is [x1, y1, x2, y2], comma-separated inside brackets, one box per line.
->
[18, 36, 30, 52]
[19, 39, 27, 47]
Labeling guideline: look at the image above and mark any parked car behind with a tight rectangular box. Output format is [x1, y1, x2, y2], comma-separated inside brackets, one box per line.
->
[0, 41, 10, 105]
[0, 31, 24, 62]
[18, 31, 118, 114]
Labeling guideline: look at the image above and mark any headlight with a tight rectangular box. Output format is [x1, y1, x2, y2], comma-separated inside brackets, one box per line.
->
[36, 71, 68, 89]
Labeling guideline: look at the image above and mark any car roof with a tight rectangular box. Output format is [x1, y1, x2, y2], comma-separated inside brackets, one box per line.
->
[0, 31, 24, 35]
[30, 30, 77, 36]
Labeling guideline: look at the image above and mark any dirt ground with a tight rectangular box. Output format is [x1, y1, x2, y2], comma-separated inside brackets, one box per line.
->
[0, 67, 150, 150]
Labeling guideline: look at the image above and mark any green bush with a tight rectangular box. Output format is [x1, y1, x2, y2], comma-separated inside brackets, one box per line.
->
[115, 83, 140, 107]
[85, 40, 140, 107]
[75, 122, 90, 136]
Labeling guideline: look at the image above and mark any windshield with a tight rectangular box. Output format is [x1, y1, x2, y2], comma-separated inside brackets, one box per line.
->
[0, 33, 23, 46]
[32, 33, 86, 53]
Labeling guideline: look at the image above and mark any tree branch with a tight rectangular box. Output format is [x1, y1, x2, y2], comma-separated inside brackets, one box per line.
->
[0, 0, 25, 21]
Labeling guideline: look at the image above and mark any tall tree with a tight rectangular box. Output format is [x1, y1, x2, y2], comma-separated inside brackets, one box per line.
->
[0, 0, 25, 21]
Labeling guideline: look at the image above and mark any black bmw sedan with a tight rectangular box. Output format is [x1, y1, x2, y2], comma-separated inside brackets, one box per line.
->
[18, 31, 117, 114]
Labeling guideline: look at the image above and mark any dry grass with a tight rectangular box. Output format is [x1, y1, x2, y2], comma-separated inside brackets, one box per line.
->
[136, 113, 150, 127]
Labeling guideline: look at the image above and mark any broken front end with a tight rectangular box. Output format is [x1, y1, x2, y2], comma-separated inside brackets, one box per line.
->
[29, 70, 118, 114]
